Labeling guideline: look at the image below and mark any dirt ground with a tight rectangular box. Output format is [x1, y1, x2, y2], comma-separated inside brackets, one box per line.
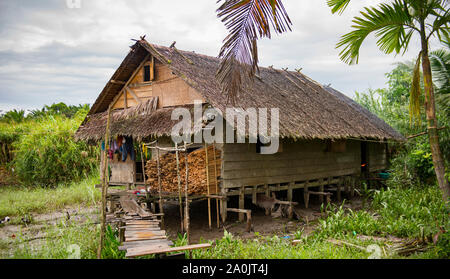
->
[162, 193, 364, 243]
[0, 206, 99, 257]
[0, 190, 364, 256]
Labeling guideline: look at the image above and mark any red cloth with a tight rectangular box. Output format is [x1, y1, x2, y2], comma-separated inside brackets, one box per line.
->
[117, 136, 123, 148]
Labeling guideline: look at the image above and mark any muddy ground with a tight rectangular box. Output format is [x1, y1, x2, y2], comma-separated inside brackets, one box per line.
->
[0, 191, 364, 257]
[162, 193, 364, 243]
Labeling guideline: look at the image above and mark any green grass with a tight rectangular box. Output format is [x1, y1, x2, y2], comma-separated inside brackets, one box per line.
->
[316, 185, 448, 239]
[0, 176, 101, 217]
[6, 219, 99, 259]
[190, 232, 370, 259]
[1, 178, 448, 259]
[2, 221, 126, 259]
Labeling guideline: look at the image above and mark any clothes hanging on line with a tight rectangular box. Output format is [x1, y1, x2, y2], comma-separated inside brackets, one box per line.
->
[120, 136, 135, 162]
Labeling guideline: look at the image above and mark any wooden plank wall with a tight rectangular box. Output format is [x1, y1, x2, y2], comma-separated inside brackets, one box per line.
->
[112, 59, 204, 110]
[222, 139, 361, 188]
[110, 156, 136, 184]
[368, 142, 387, 171]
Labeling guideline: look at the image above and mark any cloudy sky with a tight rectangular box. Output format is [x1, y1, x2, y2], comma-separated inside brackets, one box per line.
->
[0, 0, 442, 112]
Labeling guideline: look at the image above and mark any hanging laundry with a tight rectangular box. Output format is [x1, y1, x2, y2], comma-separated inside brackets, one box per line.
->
[117, 135, 124, 148]
[112, 140, 119, 153]
[107, 149, 113, 160]
[121, 136, 135, 162]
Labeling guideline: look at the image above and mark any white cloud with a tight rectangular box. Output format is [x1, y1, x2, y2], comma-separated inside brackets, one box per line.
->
[0, 0, 441, 111]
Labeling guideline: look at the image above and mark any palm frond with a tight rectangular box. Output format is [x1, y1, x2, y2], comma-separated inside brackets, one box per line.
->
[409, 51, 422, 127]
[336, 0, 414, 64]
[327, 0, 351, 15]
[430, 41, 450, 116]
[216, 0, 291, 104]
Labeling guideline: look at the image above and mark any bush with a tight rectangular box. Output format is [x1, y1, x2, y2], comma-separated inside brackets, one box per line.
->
[317, 185, 448, 239]
[12, 112, 98, 186]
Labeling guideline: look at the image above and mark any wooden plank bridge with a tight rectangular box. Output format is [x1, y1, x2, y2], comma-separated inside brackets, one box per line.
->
[106, 191, 210, 258]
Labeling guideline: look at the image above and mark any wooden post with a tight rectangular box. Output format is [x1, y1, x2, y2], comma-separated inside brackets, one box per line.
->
[140, 144, 148, 199]
[156, 147, 164, 228]
[264, 184, 270, 215]
[119, 220, 125, 243]
[205, 143, 212, 229]
[319, 179, 325, 204]
[304, 181, 310, 209]
[351, 176, 355, 198]
[337, 177, 342, 202]
[220, 188, 228, 223]
[212, 144, 220, 229]
[184, 142, 190, 244]
[97, 106, 111, 259]
[252, 186, 257, 205]
[287, 182, 293, 202]
[344, 176, 349, 198]
[239, 186, 245, 221]
[246, 211, 252, 232]
[175, 142, 184, 232]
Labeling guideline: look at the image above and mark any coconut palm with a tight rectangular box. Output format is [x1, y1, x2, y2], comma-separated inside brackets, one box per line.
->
[216, 0, 292, 104]
[430, 34, 450, 117]
[328, 0, 450, 201]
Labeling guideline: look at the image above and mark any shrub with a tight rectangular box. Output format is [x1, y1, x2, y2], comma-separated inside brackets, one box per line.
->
[12, 112, 98, 186]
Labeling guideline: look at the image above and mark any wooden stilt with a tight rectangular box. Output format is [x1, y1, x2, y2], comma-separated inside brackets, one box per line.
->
[304, 181, 310, 209]
[252, 186, 257, 205]
[156, 147, 164, 228]
[239, 186, 245, 222]
[97, 106, 111, 259]
[175, 143, 184, 232]
[264, 184, 270, 215]
[183, 142, 190, 244]
[337, 177, 342, 202]
[343, 176, 349, 198]
[287, 182, 293, 202]
[212, 144, 220, 229]
[319, 179, 325, 204]
[351, 176, 355, 198]
[220, 189, 228, 223]
[205, 143, 212, 229]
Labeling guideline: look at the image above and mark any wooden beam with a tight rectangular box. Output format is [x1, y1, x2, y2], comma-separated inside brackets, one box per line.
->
[110, 80, 126, 85]
[126, 243, 211, 258]
[227, 208, 252, 232]
[110, 53, 149, 109]
[124, 89, 128, 108]
[126, 87, 142, 104]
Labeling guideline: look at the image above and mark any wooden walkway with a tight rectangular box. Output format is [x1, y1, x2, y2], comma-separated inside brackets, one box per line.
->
[107, 192, 210, 258]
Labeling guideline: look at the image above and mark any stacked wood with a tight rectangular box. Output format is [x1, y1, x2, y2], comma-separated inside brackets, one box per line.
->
[145, 146, 221, 196]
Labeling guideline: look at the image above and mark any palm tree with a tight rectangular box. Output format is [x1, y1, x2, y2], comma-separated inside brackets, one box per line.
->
[430, 34, 450, 117]
[1, 109, 26, 123]
[216, 0, 292, 104]
[328, 0, 450, 201]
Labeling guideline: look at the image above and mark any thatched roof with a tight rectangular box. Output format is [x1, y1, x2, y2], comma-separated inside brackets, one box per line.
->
[76, 39, 404, 142]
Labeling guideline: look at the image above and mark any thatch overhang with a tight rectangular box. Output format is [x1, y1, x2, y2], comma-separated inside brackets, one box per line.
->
[76, 39, 405, 142]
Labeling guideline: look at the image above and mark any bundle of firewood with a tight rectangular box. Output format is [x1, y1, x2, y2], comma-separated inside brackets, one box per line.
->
[145, 147, 220, 196]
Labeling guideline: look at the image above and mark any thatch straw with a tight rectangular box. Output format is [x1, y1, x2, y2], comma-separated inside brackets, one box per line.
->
[77, 39, 404, 142]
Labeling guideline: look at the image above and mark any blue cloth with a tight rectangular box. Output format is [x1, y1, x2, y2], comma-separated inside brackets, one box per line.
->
[120, 136, 135, 162]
